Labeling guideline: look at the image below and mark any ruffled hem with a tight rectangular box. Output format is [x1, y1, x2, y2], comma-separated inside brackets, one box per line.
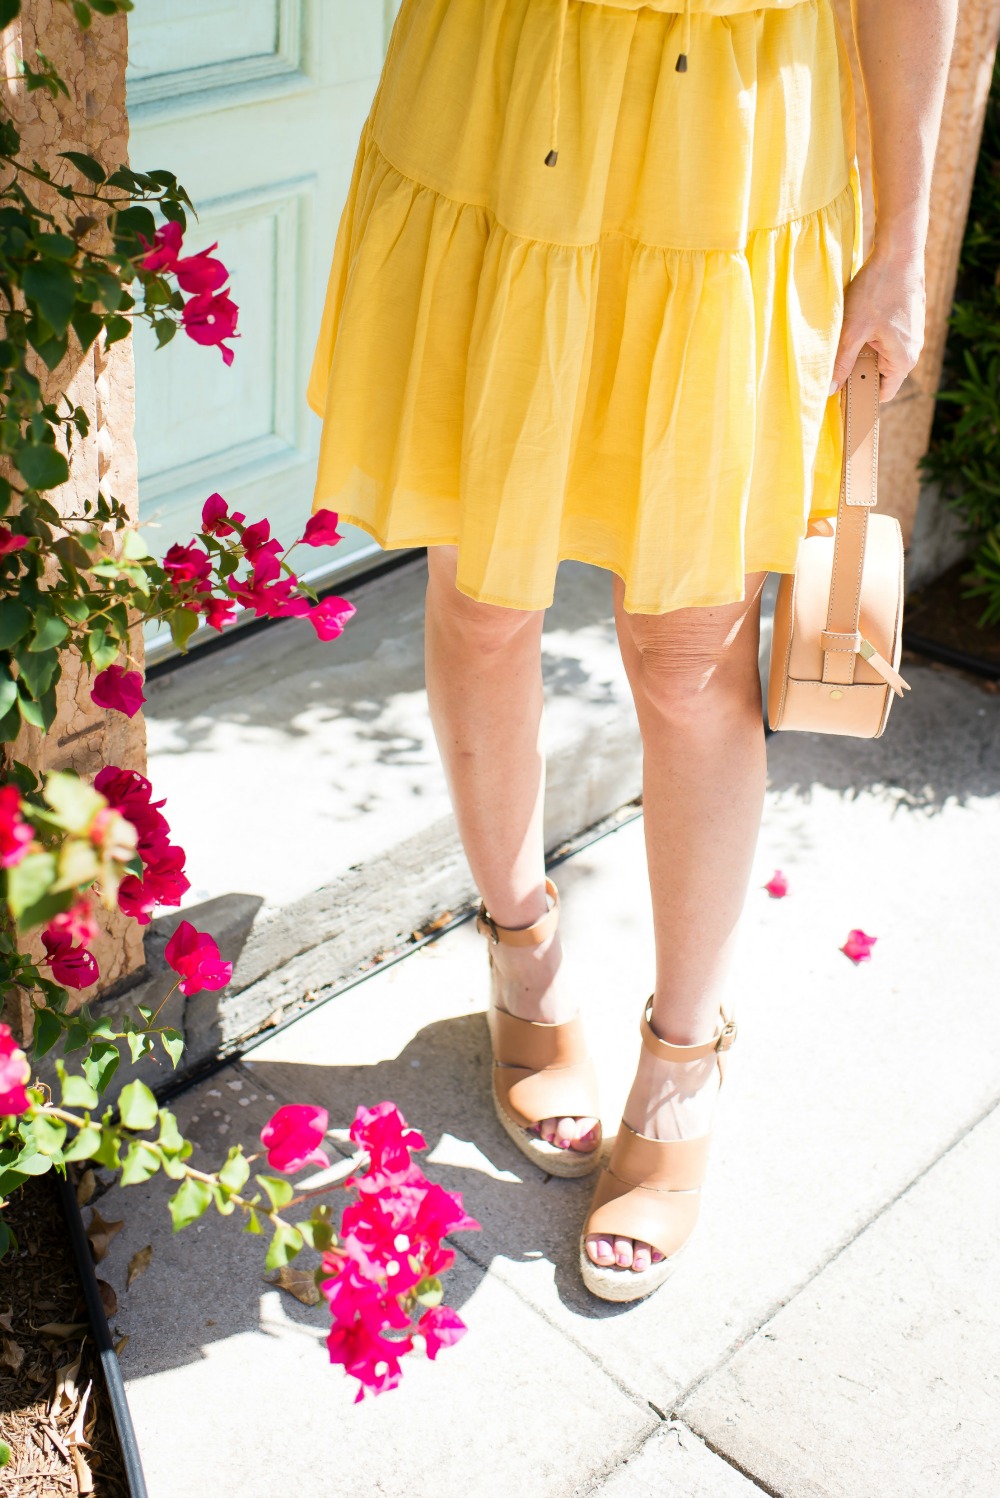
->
[308, 122, 860, 616]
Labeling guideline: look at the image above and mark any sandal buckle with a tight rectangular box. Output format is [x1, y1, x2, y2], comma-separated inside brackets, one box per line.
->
[477, 905, 500, 945]
[715, 1019, 737, 1052]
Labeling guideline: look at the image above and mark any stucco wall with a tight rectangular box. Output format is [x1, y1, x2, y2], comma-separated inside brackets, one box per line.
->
[2, 2, 145, 1013]
[831, 0, 1000, 543]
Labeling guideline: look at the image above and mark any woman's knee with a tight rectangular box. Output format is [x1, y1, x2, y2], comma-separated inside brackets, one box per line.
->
[425, 544, 543, 654]
[617, 578, 766, 724]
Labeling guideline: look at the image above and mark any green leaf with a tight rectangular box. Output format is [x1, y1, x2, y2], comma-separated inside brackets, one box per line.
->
[160, 1028, 184, 1068]
[120, 1140, 160, 1186]
[7, 851, 57, 921]
[44, 770, 104, 832]
[81, 1040, 120, 1095]
[13, 646, 59, 699]
[29, 612, 69, 652]
[104, 313, 131, 346]
[0, 3, 20, 40]
[218, 1147, 250, 1194]
[93, 1121, 122, 1171]
[118, 1079, 158, 1132]
[121, 528, 152, 561]
[414, 1275, 443, 1308]
[32, 1006, 62, 1058]
[30, 1114, 67, 1157]
[168, 606, 200, 653]
[15, 442, 69, 492]
[18, 684, 59, 733]
[264, 1222, 303, 1272]
[10, 1144, 52, 1177]
[70, 303, 104, 354]
[59, 149, 105, 183]
[296, 1208, 335, 1254]
[243, 1207, 262, 1235]
[58, 1068, 99, 1109]
[126, 1030, 153, 1063]
[63, 1122, 101, 1162]
[0, 1167, 29, 1197]
[0, 601, 31, 650]
[168, 1176, 212, 1232]
[0, 1436, 10, 1468]
[23, 258, 77, 336]
[0, 674, 16, 720]
[255, 1174, 294, 1211]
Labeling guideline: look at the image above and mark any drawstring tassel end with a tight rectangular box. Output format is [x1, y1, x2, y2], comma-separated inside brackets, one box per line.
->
[676, 0, 691, 73]
[544, 148, 559, 167]
[545, 0, 569, 167]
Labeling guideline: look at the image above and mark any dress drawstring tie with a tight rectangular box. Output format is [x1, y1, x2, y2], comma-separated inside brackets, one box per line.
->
[544, 0, 690, 167]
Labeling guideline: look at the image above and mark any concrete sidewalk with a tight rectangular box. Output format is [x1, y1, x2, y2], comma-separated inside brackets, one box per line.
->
[93, 629, 1000, 1498]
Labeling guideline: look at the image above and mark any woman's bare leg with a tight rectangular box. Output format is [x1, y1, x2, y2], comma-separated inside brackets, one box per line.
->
[424, 545, 599, 1150]
[584, 571, 769, 1271]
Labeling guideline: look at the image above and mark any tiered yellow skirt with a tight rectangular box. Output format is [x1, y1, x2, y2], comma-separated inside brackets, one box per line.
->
[307, 0, 863, 614]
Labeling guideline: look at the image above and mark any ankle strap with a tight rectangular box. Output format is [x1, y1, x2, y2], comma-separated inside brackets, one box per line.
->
[476, 876, 559, 946]
[639, 996, 737, 1061]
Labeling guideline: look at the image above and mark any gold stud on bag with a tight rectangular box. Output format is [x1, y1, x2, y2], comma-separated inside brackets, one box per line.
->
[767, 346, 912, 738]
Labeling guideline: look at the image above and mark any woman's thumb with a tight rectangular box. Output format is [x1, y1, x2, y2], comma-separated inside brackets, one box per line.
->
[829, 330, 868, 396]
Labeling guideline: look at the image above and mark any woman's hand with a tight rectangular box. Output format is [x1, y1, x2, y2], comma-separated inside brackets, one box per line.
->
[830, 245, 927, 403]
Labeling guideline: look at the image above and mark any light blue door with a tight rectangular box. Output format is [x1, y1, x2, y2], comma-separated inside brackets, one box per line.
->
[127, 1, 404, 651]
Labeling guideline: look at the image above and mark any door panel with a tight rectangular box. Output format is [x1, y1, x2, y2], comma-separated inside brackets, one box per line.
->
[127, 0, 406, 652]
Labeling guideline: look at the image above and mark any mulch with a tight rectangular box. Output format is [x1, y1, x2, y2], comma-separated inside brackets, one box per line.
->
[0, 1171, 129, 1497]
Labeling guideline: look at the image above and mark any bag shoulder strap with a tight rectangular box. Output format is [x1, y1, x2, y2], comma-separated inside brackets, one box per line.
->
[821, 347, 879, 687]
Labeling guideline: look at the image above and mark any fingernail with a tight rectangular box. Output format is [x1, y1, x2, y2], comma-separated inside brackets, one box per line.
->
[828, 379, 839, 397]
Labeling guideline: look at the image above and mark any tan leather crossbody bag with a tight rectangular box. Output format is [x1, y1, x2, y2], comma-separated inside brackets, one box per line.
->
[767, 346, 911, 738]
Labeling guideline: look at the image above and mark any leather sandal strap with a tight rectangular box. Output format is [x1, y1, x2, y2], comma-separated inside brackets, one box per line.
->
[476, 876, 559, 947]
[639, 996, 737, 1064]
[489, 1005, 590, 1069]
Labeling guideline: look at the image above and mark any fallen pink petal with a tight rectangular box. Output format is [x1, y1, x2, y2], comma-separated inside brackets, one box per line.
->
[764, 870, 789, 898]
[841, 928, 878, 964]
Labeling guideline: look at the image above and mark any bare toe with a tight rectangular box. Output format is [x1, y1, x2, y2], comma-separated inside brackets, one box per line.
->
[571, 1117, 600, 1152]
[539, 1118, 557, 1144]
[554, 1116, 576, 1149]
[585, 1234, 615, 1266]
[632, 1241, 652, 1272]
[613, 1236, 633, 1268]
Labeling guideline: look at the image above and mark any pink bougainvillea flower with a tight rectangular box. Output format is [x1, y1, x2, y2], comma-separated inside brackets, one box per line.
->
[309, 596, 356, 642]
[138, 220, 183, 274]
[240, 519, 282, 566]
[174, 242, 228, 296]
[162, 541, 212, 587]
[764, 870, 789, 899]
[181, 288, 240, 366]
[227, 571, 310, 622]
[91, 665, 146, 719]
[163, 919, 232, 996]
[0, 525, 29, 556]
[349, 1101, 427, 1179]
[259, 1103, 330, 1174]
[202, 596, 237, 632]
[325, 1316, 412, 1404]
[841, 928, 878, 965]
[300, 510, 343, 548]
[45, 897, 99, 948]
[200, 492, 245, 538]
[418, 1305, 468, 1361]
[0, 1023, 31, 1116]
[0, 785, 34, 869]
[117, 874, 157, 925]
[42, 930, 100, 990]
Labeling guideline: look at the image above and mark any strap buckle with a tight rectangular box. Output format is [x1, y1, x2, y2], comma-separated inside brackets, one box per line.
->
[715, 1019, 738, 1052]
[476, 904, 500, 945]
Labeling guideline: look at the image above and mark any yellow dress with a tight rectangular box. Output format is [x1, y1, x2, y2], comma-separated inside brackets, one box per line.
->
[306, 0, 863, 615]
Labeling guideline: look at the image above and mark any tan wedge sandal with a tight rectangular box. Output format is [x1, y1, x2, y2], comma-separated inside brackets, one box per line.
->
[476, 876, 603, 1178]
[579, 996, 737, 1302]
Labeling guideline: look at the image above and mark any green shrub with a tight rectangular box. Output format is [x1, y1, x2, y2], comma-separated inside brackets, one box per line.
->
[921, 54, 1000, 625]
